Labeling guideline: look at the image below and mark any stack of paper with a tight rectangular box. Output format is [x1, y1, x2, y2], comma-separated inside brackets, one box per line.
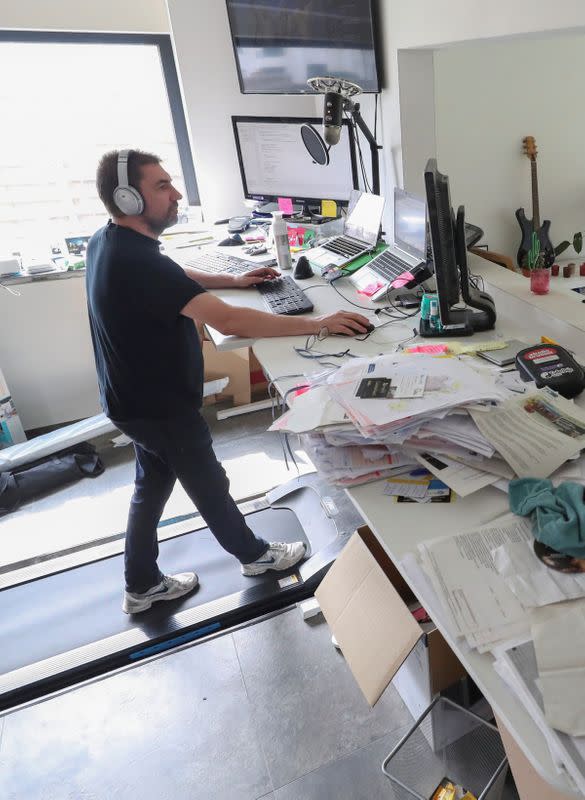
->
[418, 516, 534, 651]
[270, 352, 516, 491]
[302, 433, 417, 486]
[271, 352, 585, 494]
[409, 514, 585, 790]
[469, 387, 585, 478]
[325, 353, 506, 438]
[495, 637, 585, 795]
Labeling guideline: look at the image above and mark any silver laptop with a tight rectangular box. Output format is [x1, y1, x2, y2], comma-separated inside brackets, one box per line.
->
[351, 188, 426, 301]
[305, 190, 385, 270]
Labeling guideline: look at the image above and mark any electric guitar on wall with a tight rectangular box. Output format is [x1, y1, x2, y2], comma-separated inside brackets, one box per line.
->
[515, 136, 555, 268]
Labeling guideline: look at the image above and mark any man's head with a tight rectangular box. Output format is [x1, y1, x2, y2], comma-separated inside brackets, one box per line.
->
[96, 149, 183, 237]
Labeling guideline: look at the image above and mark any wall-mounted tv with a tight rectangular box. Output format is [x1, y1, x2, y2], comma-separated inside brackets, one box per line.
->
[225, 0, 381, 94]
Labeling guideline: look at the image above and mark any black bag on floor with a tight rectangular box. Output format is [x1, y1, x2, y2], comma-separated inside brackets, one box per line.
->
[0, 442, 105, 517]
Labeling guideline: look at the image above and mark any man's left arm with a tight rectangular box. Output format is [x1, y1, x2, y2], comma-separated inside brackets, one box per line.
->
[182, 264, 280, 290]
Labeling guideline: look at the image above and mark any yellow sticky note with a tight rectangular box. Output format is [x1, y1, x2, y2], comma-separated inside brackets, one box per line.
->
[321, 200, 337, 218]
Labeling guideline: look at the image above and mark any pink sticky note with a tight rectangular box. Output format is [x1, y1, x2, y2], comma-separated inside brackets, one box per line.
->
[390, 271, 415, 289]
[277, 197, 294, 215]
[357, 280, 385, 298]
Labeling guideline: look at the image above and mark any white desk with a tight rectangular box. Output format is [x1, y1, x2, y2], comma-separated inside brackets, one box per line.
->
[250, 257, 584, 797]
[204, 267, 389, 352]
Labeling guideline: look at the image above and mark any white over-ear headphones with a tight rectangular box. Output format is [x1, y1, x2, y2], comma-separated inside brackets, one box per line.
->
[113, 149, 144, 216]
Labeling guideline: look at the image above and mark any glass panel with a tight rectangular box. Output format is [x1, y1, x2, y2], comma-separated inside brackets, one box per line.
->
[0, 41, 189, 260]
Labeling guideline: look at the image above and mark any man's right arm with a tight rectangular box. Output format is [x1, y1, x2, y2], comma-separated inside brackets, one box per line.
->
[180, 292, 371, 338]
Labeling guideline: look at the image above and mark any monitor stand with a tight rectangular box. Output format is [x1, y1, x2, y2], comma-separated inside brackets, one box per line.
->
[419, 311, 474, 338]
[255, 201, 303, 215]
[419, 206, 496, 338]
[254, 202, 335, 222]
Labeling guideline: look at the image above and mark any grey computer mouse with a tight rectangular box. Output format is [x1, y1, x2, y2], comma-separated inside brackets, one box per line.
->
[219, 233, 244, 246]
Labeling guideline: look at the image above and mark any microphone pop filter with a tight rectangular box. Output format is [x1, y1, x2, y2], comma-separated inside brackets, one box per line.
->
[300, 124, 329, 166]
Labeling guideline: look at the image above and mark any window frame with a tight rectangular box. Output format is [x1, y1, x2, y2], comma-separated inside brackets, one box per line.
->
[0, 30, 199, 205]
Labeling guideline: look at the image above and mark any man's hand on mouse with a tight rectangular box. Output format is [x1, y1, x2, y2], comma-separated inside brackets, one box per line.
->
[233, 266, 280, 287]
[314, 311, 372, 337]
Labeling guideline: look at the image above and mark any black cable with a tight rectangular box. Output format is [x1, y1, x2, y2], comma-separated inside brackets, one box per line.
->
[328, 278, 423, 329]
[328, 276, 383, 311]
[346, 111, 371, 193]
[355, 124, 372, 193]
[385, 292, 421, 319]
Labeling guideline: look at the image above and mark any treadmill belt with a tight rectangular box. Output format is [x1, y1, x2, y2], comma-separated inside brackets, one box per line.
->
[0, 507, 307, 676]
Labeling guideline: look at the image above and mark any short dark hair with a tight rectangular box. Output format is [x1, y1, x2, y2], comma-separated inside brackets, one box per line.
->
[96, 149, 161, 217]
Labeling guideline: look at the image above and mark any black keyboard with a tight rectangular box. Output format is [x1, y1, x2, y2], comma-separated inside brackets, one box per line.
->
[256, 276, 314, 315]
[368, 249, 418, 283]
[184, 251, 252, 275]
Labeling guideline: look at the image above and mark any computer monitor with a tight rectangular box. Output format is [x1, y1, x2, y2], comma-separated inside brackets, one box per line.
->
[394, 188, 426, 262]
[420, 158, 495, 337]
[232, 116, 358, 212]
[225, 0, 381, 94]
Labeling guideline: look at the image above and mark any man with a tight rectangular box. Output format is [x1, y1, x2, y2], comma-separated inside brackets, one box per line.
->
[87, 149, 370, 614]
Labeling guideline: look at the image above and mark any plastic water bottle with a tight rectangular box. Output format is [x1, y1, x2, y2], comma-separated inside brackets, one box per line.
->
[271, 211, 292, 271]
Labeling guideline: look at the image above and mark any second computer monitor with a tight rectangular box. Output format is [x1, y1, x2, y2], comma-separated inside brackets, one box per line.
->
[422, 158, 496, 337]
[394, 188, 426, 262]
[232, 116, 358, 211]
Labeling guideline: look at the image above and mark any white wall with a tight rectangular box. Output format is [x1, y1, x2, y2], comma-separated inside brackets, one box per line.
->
[375, 1, 585, 232]
[0, 0, 169, 32]
[166, 0, 316, 223]
[434, 33, 585, 260]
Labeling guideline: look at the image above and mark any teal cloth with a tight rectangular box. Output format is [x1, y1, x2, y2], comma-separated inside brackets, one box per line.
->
[509, 478, 585, 558]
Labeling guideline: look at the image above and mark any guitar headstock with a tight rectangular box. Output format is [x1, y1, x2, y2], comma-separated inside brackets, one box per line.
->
[522, 136, 538, 161]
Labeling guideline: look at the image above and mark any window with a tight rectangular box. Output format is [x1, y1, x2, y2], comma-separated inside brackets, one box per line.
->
[0, 32, 199, 260]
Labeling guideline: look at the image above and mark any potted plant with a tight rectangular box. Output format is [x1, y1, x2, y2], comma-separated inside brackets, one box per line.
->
[527, 233, 550, 294]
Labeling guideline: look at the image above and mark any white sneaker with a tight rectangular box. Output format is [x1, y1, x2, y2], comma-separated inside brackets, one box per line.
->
[122, 572, 199, 614]
[241, 541, 307, 576]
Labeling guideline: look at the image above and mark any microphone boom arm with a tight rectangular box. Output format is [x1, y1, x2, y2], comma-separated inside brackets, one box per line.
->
[346, 99, 381, 196]
[304, 76, 382, 196]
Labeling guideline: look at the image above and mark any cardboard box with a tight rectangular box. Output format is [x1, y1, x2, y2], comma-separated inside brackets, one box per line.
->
[202, 340, 251, 407]
[315, 526, 465, 714]
[248, 350, 269, 397]
[496, 715, 574, 800]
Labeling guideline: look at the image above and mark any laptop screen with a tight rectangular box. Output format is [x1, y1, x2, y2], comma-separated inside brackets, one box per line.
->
[344, 191, 385, 246]
[394, 188, 426, 260]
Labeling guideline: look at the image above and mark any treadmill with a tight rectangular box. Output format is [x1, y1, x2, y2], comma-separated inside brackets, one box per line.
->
[0, 474, 354, 714]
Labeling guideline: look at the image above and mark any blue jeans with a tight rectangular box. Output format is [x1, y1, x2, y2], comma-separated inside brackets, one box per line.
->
[114, 411, 269, 592]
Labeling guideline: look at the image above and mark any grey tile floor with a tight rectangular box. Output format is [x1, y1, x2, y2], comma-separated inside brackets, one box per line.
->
[0, 608, 413, 800]
[0, 404, 519, 799]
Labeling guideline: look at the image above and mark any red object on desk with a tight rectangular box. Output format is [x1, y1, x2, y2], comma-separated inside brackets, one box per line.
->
[580, 263, 585, 276]
[563, 263, 575, 278]
[551, 263, 559, 276]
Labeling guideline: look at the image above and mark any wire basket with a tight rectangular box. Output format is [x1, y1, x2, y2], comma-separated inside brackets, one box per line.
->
[382, 696, 508, 800]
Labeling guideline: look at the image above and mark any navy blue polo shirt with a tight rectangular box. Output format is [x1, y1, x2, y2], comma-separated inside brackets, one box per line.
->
[86, 222, 206, 421]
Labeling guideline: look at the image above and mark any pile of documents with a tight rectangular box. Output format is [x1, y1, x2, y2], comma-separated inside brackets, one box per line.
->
[407, 512, 585, 794]
[271, 352, 585, 492]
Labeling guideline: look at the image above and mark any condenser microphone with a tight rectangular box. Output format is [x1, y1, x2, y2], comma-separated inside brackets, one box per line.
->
[323, 91, 344, 146]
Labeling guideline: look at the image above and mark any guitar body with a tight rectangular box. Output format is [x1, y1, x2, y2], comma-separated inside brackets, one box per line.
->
[516, 136, 555, 268]
[515, 209, 554, 267]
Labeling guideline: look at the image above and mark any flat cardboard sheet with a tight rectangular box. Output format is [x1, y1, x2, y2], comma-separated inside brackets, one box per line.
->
[316, 532, 421, 706]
